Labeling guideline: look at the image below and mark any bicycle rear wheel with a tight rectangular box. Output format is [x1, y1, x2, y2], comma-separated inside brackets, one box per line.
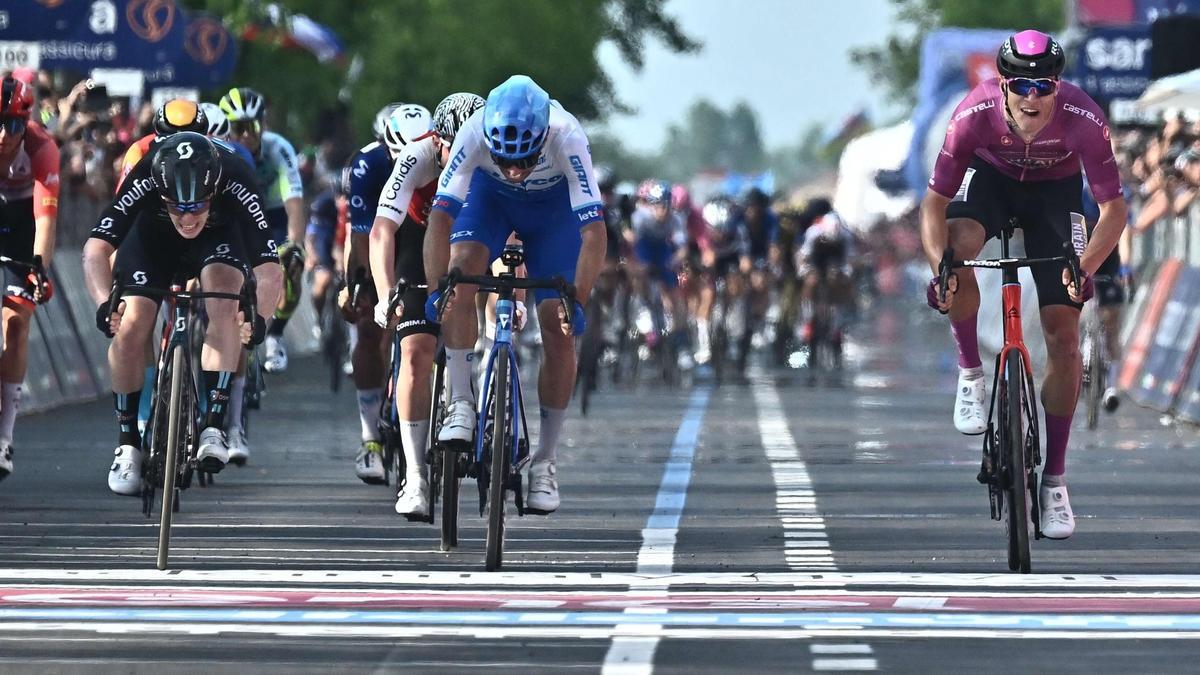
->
[1002, 351, 1032, 573]
[157, 346, 187, 570]
[485, 345, 511, 571]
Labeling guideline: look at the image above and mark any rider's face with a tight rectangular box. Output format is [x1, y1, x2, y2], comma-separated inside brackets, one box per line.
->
[167, 203, 212, 239]
[1004, 81, 1056, 133]
[651, 203, 670, 223]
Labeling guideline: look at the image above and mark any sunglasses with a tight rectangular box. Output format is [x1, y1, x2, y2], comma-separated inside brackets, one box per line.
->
[230, 120, 261, 137]
[491, 152, 540, 171]
[1006, 77, 1058, 97]
[165, 199, 211, 215]
[0, 117, 27, 135]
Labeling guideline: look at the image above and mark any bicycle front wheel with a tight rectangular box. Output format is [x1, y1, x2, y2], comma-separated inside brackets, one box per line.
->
[157, 346, 187, 570]
[1002, 351, 1032, 574]
[485, 345, 511, 571]
[1085, 328, 1103, 430]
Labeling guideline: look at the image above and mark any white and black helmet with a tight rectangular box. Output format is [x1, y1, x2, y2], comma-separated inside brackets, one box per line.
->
[433, 92, 485, 143]
[199, 102, 230, 139]
[382, 103, 432, 155]
[372, 102, 404, 141]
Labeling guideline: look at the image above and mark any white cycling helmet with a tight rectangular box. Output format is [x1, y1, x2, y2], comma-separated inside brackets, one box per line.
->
[372, 101, 403, 141]
[199, 102, 230, 140]
[382, 104, 432, 156]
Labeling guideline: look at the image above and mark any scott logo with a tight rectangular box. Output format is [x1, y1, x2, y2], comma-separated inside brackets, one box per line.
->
[132, 271, 148, 285]
[98, 217, 114, 230]
[215, 243, 231, 256]
[176, 142, 194, 159]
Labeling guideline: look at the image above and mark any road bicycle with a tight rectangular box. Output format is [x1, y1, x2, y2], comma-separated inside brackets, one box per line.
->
[938, 217, 1081, 573]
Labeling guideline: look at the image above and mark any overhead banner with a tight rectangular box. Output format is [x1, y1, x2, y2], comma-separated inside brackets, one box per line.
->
[1071, 25, 1152, 106]
[0, 0, 237, 89]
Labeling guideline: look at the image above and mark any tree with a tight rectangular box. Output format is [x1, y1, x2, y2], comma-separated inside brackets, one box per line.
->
[179, 0, 698, 146]
[850, 0, 1065, 105]
[726, 102, 765, 173]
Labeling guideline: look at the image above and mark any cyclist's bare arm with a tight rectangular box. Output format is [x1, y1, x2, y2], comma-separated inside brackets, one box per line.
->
[920, 190, 953, 275]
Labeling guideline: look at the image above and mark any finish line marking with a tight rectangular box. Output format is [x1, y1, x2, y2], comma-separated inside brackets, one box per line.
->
[604, 387, 711, 675]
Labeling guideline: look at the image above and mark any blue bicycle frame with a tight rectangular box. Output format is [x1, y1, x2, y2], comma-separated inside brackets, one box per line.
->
[475, 297, 528, 472]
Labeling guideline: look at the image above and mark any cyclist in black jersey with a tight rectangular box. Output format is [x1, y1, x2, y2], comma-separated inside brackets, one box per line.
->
[82, 133, 280, 495]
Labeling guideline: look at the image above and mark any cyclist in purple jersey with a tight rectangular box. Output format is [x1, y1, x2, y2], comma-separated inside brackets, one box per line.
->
[920, 30, 1128, 540]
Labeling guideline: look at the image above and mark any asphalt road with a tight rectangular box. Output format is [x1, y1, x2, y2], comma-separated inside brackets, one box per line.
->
[1, 300, 1199, 673]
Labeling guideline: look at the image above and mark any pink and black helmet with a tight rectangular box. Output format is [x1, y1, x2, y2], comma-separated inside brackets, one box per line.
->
[997, 30, 1065, 79]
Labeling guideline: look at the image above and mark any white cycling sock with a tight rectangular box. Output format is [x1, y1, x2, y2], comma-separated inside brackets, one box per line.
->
[533, 406, 567, 465]
[960, 365, 984, 381]
[0, 382, 20, 446]
[357, 388, 382, 442]
[696, 318, 710, 351]
[227, 376, 246, 432]
[399, 419, 429, 480]
[446, 348, 476, 405]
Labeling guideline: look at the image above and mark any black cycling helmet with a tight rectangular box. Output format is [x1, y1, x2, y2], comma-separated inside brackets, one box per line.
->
[806, 196, 833, 218]
[742, 186, 770, 210]
[153, 99, 207, 138]
[151, 132, 223, 204]
[997, 30, 1065, 80]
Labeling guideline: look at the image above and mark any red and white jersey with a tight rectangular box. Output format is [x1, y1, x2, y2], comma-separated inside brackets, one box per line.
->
[0, 121, 60, 219]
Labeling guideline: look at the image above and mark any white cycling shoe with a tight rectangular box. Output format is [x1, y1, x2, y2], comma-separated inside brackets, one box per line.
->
[108, 444, 142, 496]
[395, 475, 430, 518]
[197, 427, 229, 472]
[438, 399, 476, 444]
[953, 368, 987, 435]
[526, 461, 560, 514]
[1040, 483, 1076, 539]
[354, 441, 387, 485]
[0, 442, 12, 482]
[227, 427, 250, 467]
[263, 336, 289, 373]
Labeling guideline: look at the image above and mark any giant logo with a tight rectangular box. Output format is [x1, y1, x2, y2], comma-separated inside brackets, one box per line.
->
[184, 17, 228, 65]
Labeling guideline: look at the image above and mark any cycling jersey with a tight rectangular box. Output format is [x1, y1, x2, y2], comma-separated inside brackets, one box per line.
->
[799, 213, 855, 271]
[630, 205, 686, 246]
[928, 78, 1121, 204]
[374, 133, 439, 228]
[434, 104, 602, 304]
[737, 209, 779, 262]
[0, 121, 59, 221]
[251, 130, 304, 210]
[433, 104, 602, 227]
[307, 189, 338, 268]
[345, 141, 392, 235]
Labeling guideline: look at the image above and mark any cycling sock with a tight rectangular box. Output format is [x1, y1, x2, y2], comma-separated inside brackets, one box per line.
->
[137, 366, 155, 433]
[114, 390, 142, 447]
[533, 406, 567, 464]
[202, 371, 234, 430]
[267, 318, 288, 337]
[357, 388, 382, 442]
[1043, 411, 1071, 476]
[446, 348, 476, 404]
[696, 318, 710, 351]
[0, 382, 20, 446]
[399, 419, 429, 479]
[950, 313, 983, 369]
[227, 376, 246, 432]
[1042, 472, 1066, 488]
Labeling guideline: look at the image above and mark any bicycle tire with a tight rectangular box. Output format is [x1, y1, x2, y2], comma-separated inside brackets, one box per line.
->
[156, 346, 187, 571]
[485, 345, 511, 571]
[1003, 351, 1032, 573]
[1085, 326, 1103, 430]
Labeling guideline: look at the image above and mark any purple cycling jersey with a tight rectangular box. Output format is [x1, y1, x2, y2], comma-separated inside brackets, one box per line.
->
[928, 78, 1122, 205]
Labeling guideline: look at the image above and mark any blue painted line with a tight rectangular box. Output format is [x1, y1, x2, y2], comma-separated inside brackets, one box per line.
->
[643, 388, 710, 533]
[3, 608, 1200, 631]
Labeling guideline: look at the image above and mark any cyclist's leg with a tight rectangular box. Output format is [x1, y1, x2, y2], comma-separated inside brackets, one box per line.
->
[263, 209, 294, 371]
[0, 208, 36, 451]
[194, 233, 250, 467]
[1094, 248, 1124, 402]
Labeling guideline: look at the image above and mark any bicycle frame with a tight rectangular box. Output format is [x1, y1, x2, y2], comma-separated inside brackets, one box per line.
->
[475, 291, 529, 475]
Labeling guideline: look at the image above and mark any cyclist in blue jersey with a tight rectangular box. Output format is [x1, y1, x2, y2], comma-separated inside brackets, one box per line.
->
[219, 87, 306, 374]
[424, 75, 607, 514]
[341, 104, 433, 484]
[307, 173, 344, 336]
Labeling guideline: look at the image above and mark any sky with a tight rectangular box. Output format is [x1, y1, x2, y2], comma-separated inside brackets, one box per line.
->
[595, 0, 905, 153]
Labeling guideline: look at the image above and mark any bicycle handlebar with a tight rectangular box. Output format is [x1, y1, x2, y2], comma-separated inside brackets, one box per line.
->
[435, 268, 575, 326]
[387, 277, 429, 319]
[938, 242, 1082, 301]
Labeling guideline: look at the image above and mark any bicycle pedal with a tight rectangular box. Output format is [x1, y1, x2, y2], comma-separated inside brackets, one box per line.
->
[198, 457, 225, 474]
[228, 456, 247, 468]
[522, 506, 556, 516]
[403, 513, 433, 524]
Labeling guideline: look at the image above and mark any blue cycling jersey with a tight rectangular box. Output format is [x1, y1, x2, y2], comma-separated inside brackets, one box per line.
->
[307, 189, 338, 236]
[345, 141, 393, 234]
[214, 138, 255, 169]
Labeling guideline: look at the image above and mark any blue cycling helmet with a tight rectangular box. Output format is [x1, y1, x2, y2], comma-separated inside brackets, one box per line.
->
[483, 75, 550, 160]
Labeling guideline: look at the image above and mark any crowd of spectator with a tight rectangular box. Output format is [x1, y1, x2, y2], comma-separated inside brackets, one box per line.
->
[1115, 111, 1200, 232]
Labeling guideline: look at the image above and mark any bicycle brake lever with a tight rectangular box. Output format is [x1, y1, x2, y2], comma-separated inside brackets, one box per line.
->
[938, 247, 954, 304]
[1062, 242, 1082, 291]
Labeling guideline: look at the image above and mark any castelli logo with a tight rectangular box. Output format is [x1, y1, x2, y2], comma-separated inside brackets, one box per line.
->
[126, 0, 176, 43]
[185, 17, 228, 65]
[1103, 126, 1110, 141]
[1001, 136, 1013, 146]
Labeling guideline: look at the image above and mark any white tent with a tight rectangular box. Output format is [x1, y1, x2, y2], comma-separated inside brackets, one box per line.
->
[833, 121, 917, 233]
[1136, 67, 1200, 112]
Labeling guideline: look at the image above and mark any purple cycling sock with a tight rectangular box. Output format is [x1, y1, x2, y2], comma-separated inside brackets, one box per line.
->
[1043, 411, 1072, 476]
[950, 313, 982, 369]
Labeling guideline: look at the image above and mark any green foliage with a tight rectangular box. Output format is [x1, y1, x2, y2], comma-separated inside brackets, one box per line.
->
[178, 0, 697, 147]
[850, 0, 1066, 105]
